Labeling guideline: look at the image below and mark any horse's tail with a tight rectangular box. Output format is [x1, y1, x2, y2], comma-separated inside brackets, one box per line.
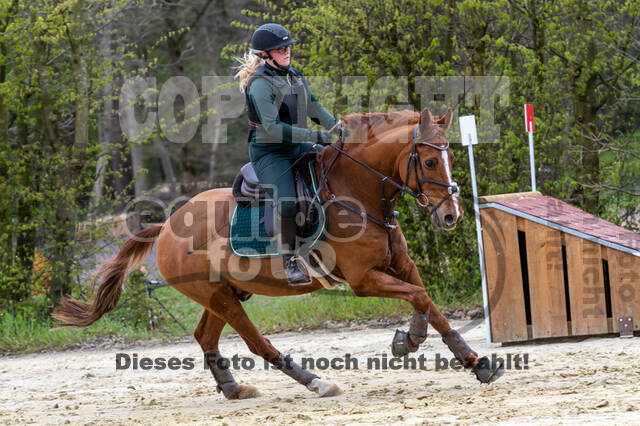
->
[52, 224, 163, 328]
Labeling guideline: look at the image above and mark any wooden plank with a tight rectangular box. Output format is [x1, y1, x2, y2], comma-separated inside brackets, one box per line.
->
[478, 191, 543, 204]
[564, 234, 608, 335]
[480, 208, 528, 342]
[524, 220, 568, 338]
[606, 247, 640, 332]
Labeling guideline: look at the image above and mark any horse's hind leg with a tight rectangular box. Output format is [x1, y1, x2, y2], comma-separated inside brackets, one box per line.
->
[204, 282, 342, 398]
[195, 310, 260, 399]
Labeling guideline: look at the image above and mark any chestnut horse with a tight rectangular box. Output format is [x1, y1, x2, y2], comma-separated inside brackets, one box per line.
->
[53, 108, 503, 399]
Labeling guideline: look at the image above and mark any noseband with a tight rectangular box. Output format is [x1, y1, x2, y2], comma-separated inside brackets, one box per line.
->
[313, 123, 459, 262]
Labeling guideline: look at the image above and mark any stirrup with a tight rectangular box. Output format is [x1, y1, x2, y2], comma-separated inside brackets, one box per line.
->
[286, 255, 311, 286]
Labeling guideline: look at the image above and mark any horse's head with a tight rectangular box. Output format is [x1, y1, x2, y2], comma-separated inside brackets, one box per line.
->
[398, 107, 463, 230]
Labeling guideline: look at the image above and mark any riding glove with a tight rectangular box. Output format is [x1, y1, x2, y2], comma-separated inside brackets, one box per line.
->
[316, 130, 334, 146]
[331, 122, 350, 140]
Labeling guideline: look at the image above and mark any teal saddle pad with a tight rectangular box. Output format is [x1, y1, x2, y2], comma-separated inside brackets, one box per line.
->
[228, 160, 327, 258]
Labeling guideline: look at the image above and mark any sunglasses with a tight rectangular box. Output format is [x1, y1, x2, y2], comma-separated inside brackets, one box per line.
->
[274, 45, 291, 54]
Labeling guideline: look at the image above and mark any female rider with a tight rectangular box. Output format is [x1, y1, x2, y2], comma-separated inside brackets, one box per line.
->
[235, 23, 345, 286]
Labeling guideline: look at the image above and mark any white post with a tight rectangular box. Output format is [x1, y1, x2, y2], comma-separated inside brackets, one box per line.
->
[524, 104, 536, 192]
[528, 131, 536, 192]
[459, 115, 492, 345]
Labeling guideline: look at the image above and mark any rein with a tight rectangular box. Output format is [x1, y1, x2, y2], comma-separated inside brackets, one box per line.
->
[315, 123, 459, 260]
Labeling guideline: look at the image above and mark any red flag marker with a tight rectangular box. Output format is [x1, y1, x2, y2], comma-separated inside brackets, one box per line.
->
[524, 104, 535, 133]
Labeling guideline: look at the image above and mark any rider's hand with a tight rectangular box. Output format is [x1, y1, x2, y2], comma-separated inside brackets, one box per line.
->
[331, 121, 350, 140]
[316, 130, 334, 146]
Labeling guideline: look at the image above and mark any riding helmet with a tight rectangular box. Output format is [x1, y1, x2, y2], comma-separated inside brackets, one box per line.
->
[251, 23, 297, 52]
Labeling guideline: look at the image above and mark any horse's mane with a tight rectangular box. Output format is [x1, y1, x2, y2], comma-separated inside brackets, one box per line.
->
[343, 109, 420, 125]
[340, 109, 444, 146]
[342, 110, 419, 136]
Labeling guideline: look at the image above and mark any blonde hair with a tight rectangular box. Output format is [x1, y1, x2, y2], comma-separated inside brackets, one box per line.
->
[234, 50, 265, 93]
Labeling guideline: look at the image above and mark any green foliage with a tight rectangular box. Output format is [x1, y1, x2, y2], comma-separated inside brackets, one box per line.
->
[396, 198, 482, 306]
[242, 290, 411, 333]
[599, 131, 640, 230]
[0, 302, 154, 354]
[112, 270, 157, 328]
[0, 0, 155, 313]
[0, 281, 415, 354]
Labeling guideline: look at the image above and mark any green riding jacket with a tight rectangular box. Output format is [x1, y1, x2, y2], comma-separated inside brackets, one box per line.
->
[246, 62, 338, 147]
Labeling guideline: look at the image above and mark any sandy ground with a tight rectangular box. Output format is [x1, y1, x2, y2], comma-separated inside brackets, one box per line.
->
[1, 319, 639, 425]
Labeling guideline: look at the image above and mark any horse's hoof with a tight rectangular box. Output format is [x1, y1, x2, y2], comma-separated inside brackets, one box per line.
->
[307, 378, 343, 397]
[473, 356, 504, 384]
[320, 384, 343, 397]
[235, 384, 261, 399]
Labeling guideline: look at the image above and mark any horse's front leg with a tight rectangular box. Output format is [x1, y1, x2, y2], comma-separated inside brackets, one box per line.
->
[350, 267, 503, 384]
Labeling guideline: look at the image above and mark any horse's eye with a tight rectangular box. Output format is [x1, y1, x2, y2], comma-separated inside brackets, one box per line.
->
[424, 159, 437, 169]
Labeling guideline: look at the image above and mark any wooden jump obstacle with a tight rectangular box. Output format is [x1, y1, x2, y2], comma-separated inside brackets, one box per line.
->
[478, 191, 640, 343]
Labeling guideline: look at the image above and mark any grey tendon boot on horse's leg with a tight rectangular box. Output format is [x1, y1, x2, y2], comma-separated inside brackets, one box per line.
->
[204, 350, 260, 399]
[391, 310, 429, 357]
[272, 353, 342, 397]
[441, 329, 504, 384]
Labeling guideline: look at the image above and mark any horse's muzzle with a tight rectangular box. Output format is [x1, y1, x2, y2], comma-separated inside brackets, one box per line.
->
[431, 209, 459, 230]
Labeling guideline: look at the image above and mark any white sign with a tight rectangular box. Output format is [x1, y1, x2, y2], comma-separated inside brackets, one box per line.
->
[459, 115, 478, 146]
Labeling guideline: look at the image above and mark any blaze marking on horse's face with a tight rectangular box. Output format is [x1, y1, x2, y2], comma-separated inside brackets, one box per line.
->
[440, 149, 461, 221]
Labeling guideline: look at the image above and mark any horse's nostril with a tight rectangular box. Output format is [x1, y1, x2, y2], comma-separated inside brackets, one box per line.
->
[444, 214, 455, 225]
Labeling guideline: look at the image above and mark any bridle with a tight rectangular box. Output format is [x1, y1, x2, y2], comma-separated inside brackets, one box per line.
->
[313, 123, 459, 262]
[406, 124, 459, 211]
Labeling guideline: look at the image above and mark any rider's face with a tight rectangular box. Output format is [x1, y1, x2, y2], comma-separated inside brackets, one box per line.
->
[267, 45, 291, 67]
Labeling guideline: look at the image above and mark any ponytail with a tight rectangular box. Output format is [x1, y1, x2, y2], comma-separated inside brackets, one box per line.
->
[234, 50, 265, 93]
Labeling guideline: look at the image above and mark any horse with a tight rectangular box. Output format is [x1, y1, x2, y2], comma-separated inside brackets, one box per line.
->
[53, 107, 504, 400]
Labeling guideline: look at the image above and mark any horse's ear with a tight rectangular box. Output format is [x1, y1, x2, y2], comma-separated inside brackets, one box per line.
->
[419, 108, 435, 135]
[435, 108, 453, 131]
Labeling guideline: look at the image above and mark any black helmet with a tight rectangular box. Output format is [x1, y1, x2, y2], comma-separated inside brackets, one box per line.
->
[251, 23, 297, 52]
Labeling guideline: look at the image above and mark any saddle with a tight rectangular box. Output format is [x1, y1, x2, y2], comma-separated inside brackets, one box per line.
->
[228, 155, 348, 290]
[231, 152, 318, 238]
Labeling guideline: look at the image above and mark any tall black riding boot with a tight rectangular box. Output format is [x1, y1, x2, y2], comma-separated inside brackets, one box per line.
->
[280, 217, 310, 286]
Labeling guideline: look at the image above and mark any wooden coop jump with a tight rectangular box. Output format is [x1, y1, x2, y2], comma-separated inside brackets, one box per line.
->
[478, 192, 640, 343]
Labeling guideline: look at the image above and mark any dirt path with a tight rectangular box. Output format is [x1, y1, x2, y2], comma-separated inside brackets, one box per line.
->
[1, 320, 639, 425]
